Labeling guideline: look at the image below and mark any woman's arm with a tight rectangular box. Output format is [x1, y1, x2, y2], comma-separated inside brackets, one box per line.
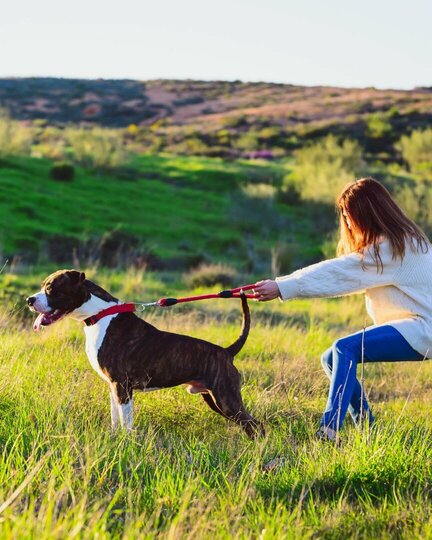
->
[255, 240, 401, 302]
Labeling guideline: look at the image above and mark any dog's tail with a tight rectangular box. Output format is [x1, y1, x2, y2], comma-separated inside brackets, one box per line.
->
[225, 292, 250, 358]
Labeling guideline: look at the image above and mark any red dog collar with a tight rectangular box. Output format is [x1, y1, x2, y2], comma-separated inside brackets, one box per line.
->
[83, 303, 136, 326]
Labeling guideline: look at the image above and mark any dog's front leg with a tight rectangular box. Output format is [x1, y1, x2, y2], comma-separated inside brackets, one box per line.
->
[110, 386, 120, 429]
[112, 382, 134, 431]
[118, 399, 133, 431]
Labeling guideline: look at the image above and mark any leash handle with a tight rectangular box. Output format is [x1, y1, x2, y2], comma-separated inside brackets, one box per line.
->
[157, 284, 258, 307]
[228, 284, 257, 293]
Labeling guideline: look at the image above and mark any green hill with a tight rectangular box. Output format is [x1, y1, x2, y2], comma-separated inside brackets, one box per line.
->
[0, 154, 324, 273]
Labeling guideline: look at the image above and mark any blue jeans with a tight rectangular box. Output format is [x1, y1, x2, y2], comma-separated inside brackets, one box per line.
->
[320, 325, 424, 431]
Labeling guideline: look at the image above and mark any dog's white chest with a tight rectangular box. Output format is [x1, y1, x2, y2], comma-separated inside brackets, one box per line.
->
[84, 316, 115, 383]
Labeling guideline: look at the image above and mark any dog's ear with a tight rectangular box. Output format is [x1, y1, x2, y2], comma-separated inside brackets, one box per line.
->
[67, 270, 86, 285]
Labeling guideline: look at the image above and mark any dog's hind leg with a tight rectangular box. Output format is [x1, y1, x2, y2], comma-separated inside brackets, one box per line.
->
[210, 367, 265, 439]
[201, 393, 229, 418]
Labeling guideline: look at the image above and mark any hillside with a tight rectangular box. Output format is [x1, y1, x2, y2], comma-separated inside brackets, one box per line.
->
[0, 154, 324, 272]
[1, 78, 431, 269]
[2, 78, 432, 159]
[2, 78, 432, 128]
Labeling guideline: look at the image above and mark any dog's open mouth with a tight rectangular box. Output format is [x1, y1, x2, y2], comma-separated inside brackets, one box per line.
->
[33, 309, 68, 331]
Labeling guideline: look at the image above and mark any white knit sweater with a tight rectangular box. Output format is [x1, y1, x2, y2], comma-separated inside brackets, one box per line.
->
[275, 238, 432, 357]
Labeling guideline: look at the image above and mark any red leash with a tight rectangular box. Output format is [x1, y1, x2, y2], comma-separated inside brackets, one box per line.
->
[84, 284, 258, 326]
[156, 283, 257, 307]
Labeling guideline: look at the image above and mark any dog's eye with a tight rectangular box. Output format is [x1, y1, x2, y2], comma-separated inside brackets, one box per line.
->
[45, 286, 56, 296]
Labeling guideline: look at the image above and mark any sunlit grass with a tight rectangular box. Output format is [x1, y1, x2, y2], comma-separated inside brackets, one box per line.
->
[1, 271, 432, 537]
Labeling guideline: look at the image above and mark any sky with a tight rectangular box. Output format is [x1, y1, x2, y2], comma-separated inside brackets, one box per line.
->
[1, 0, 431, 89]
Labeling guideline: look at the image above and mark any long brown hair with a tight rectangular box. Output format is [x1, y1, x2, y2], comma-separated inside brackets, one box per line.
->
[336, 177, 429, 270]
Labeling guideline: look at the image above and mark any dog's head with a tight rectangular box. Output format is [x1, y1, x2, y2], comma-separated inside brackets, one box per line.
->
[27, 270, 89, 331]
[27, 269, 118, 331]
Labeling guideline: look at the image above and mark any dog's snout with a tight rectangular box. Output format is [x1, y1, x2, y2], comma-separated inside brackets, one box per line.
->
[26, 296, 36, 306]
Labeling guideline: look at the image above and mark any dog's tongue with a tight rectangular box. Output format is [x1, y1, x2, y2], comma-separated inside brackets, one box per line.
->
[33, 313, 46, 332]
[33, 310, 67, 331]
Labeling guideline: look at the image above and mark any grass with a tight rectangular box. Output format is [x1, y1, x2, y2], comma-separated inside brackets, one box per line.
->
[1, 269, 432, 538]
[0, 153, 322, 269]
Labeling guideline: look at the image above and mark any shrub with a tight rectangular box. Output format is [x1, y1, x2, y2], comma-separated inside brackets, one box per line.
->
[277, 179, 301, 205]
[258, 126, 282, 142]
[183, 263, 238, 288]
[230, 182, 281, 234]
[396, 129, 432, 173]
[50, 162, 75, 182]
[172, 96, 204, 107]
[96, 230, 141, 267]
[65, 127, 128, 169]
[43, 231, 160, 269]
[292, 135, 363, 203]
[366, 113, 392, 139]
[221, 115, 247, 128]
[169, 137, 210, 156]
[31, 140, 65, 160]
[270, 242, 297, 276]
[0, 109, 33, 157]
[217, 129, 231, 145]
[394, 179, 432, 236]
[241, 183, 277, 199]
[44, 235, 77, 263]
[235, 131, 260, 151]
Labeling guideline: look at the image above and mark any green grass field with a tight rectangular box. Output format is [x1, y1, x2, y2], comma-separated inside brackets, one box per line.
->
[0, 154, 323, 271]
[1, 269, 432, 538]
[1, 149, 432, 538]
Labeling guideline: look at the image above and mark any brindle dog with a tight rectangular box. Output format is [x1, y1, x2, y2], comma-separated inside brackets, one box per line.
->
[27, 270, 264, 438]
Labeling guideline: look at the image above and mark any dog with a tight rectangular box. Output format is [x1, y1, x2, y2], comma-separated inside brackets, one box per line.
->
[27, 269, 264, 438]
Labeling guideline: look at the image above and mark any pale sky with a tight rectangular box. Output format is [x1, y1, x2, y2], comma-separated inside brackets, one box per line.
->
[1, 0, 431, 89]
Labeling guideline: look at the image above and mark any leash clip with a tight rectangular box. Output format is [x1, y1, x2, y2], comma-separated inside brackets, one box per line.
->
[134, 301, 160, 312]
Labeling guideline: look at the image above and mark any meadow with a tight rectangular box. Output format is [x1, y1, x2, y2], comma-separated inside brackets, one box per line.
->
[1, 88, 432, 537]
[0, 153, 323, 271]
[1, 269, 432, 539]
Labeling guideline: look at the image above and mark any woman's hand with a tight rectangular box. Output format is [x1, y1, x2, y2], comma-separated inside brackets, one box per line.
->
[253, 279, 281, 301]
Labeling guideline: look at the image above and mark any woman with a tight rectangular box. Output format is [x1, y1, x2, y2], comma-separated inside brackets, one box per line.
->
[254, 177, 432, 441]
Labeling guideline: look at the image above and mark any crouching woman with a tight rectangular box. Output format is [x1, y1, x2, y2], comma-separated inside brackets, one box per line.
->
[255, 177, 432, 441]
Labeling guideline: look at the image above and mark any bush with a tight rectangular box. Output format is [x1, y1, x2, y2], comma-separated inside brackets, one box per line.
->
[292, 135, 364, 203]
[221, 115, 247, 128]
[230, 183, 281, 235]
[0, 109, 33, 157]
[217, 129, 231, 145]
[169, 136, 210, 156]
[183, 263, 238, 288]
[96, 230, 147, 268]
[396, 129, 432, 174]
[31, 141, 65, 160]
[172, 96, 204, 107]
[43, 230, 161, 269]
[44, 235, 77, 263]
[270, 242, 297, 276]
[394, 179, 432, 236]
[234, 131, 260, 151]
[65, 127, 128, 169]
[277, 180, 301, 205]
[50, 162, 75, 182]
[31, 125, 65, 160]
[366, 113, 392, 139]
[258, 126, 283, 142]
